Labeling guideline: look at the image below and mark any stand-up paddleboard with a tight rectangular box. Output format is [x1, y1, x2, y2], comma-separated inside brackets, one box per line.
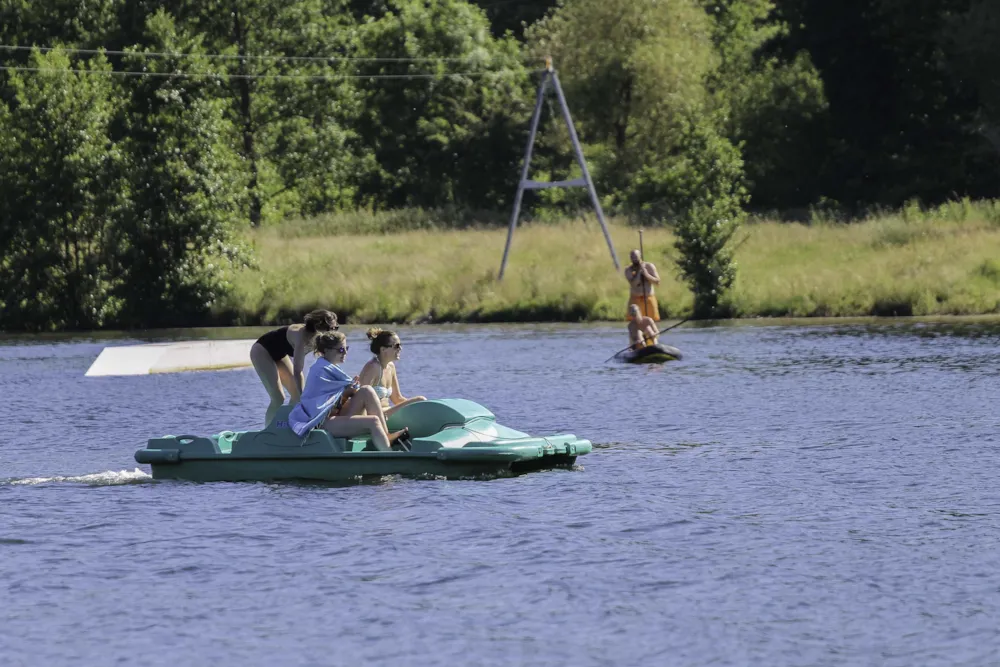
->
[85, 339, 255, 377]
[614, 343, 683, 364]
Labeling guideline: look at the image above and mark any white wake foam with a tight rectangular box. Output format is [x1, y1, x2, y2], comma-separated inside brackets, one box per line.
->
[9, 468, 153, 486]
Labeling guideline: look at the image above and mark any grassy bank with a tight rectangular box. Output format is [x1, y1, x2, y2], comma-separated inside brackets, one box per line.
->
[221, 203, 1000, 323]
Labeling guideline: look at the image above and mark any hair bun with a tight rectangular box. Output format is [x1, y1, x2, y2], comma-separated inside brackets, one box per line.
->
[366, 327, 383, 341]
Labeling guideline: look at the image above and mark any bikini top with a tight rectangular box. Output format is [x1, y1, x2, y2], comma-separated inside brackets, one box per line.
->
[372, 361, 392, 400]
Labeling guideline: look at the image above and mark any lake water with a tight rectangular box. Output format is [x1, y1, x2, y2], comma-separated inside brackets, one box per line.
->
[2, 320, 999, 666]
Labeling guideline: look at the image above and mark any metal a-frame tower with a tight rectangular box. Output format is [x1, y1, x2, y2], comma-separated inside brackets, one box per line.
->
[497, 58, 620, 280]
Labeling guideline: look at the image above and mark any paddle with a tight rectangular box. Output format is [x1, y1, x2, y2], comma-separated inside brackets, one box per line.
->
[604, 317, 691, 363]
[639, 228, 648, 320]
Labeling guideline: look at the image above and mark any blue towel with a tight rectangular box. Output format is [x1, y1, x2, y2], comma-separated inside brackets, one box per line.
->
[287, 359, 353, 438]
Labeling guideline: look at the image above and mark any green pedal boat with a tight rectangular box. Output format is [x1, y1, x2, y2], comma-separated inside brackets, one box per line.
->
[135, 399, 592, 482]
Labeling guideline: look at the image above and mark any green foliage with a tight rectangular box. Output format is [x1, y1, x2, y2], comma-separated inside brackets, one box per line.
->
[115, 0, 364, 225]
[630, 116, 747, 318]
[773, 0, 1000, 209]
[527, 0, 718, 191]
[5, 0, 1000, 330]
[351, 0, 532, 210]
[469, 0, 559, 40]
[526, 0, 750, 315]
[702, 0, 827, 209]
[113, 11, 252, 327]
[0, 0, 122, 48]
[943, 1, 1000, 154]
[0, 49, 125, 330]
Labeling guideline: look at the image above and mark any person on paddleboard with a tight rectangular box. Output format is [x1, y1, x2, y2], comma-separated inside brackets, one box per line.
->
[627, 304, 660, 349]
[624, 249, 660, 321]
[251, 309, 338, 427]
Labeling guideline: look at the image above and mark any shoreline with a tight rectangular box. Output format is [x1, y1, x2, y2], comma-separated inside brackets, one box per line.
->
[5, 313, 1000, 340]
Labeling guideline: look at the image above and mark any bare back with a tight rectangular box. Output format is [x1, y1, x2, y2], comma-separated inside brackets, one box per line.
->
[628, 320, 643, 348]
[628, 315, 658, 347]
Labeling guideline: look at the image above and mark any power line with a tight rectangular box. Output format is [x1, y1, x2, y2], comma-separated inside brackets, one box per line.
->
[0, 44, 545, 64]
[0, 65, 526, 81]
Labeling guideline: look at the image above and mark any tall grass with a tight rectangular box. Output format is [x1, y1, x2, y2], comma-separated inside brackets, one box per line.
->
[220, 200, 1000, 323]
[224, 218, 686, 323]
[734, 199, 1000, 317]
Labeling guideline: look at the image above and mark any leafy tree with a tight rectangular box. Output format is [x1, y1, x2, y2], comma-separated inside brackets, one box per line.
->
[702, 0, 827, 210]
[631, 114, 747, 318]
[116, 0, 362, 224]
[943, 1, 1000, 157]
[351, 0, 532, 210]
[469, 0, 560, 40]
[0, 0, 122, 51]
[526, 0, 720, 194]
[113, 11, 251, 326]
[772, 0, 1000, 210]
[528, 0, 747, 315]
[0, 49, 125, 330]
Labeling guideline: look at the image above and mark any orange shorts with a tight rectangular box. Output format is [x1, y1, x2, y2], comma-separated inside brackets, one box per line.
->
[627, 294, 660, 321]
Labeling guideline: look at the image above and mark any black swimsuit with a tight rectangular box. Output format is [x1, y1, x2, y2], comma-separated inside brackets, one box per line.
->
[256, 326, 294, 362]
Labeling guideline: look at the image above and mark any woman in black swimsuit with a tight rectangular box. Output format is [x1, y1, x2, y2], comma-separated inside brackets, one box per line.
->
[250, 309, 338, 426]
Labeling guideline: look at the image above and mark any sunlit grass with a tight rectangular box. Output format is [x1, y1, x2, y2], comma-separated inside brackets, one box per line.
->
[731, 208, 1000, 317]
[221, 201, 1000, 323]
[225, 218, 687, 323]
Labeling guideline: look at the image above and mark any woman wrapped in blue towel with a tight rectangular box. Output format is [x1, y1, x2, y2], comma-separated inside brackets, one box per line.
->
[287, 332, 409, 451]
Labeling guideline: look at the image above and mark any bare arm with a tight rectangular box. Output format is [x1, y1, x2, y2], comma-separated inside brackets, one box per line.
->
[390, 365, 425, 405]
[641, 262, 661, 285]
[291, 331, 307, 396]
[625, 266, 638, 287]
[389, 365, 407, 404]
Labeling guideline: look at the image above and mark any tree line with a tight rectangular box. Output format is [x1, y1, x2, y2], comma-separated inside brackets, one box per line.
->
[0, 0, 997, 328]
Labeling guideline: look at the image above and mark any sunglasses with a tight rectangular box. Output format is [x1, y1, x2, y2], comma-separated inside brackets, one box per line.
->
[336, 345, 349, 353]
[386, 342, 402, 350]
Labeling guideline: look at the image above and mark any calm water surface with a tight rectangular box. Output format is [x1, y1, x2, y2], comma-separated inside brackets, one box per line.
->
[1, 321, 999, 666]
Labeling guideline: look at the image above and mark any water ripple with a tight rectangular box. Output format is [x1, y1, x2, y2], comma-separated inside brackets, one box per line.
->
[1, 321, 999, 666]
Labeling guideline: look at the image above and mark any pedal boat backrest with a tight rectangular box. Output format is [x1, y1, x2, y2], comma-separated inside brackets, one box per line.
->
[233, 406, 346, 453]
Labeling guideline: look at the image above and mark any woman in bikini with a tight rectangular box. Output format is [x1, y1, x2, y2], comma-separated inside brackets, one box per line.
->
[250, 309, 338, 427]
[356, 328, 426, 418]
[287, 332, 409, 451]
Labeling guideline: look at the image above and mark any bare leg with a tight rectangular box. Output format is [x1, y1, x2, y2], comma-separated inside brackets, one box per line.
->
[250, 343, 286, 427]
[323, 415, 390, 451]
[275, 356, 300, 404]
[351, 387, 391, 434]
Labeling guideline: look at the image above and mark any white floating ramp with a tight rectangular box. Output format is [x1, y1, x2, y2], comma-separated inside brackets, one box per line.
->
[85, 339, 256, 377]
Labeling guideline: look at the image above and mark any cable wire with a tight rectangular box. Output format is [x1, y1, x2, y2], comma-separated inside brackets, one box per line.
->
[0, 44, 546, 64]
[0, 65, 527, 81]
